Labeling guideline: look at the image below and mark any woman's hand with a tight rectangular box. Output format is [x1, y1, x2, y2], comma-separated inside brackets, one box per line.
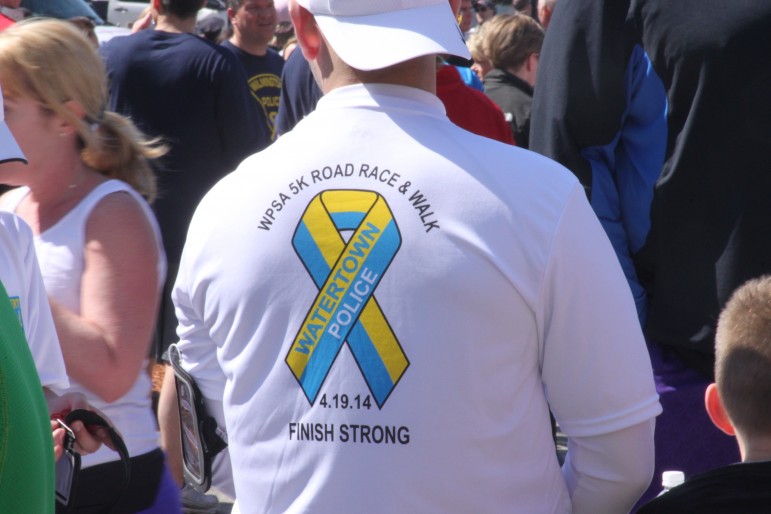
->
[46, 390, 118, 461]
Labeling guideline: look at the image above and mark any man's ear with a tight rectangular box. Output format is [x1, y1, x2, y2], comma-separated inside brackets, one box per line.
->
[289, 0, 322, 61]
[527, 52, 539, 73]
[705, 383, 736, 436]
[152, 0, 161, 13]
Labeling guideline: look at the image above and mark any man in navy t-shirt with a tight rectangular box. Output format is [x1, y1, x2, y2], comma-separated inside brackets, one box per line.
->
[100, 0, 269, 344]
[222, 0, 285, 141]
[275, 47, 322, 137]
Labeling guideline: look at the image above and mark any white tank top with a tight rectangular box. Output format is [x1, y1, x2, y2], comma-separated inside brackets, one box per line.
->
[1, 180, 167, 467]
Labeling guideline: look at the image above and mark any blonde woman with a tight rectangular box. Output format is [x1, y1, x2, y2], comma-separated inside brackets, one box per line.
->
[0, 20, 181, 513]
[466, 24, 493, 81]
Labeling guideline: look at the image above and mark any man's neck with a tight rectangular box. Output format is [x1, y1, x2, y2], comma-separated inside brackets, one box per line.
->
[229, 33, 269, 56]
[321, 55, 437, 96]
[154, 14, 197, 35]
[503, 66, 535, 88]
[737, 433, 771, 463]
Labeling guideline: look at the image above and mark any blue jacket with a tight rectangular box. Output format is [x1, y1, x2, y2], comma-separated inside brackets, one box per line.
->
[531, 0, 771, 378]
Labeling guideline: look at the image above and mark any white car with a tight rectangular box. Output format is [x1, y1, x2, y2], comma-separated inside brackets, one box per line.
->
[94, 24, 132, 44]
[19, 0, 227, 44]
[99, 0, 227, 28]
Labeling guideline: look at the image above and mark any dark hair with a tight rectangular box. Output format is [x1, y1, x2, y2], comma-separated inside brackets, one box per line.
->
[158, 0, 202, 19]
[226, 0, 241, 9]
[513, 0, 531, 10]
[67, 16, 95, 31]
[473, 0, 495, 13]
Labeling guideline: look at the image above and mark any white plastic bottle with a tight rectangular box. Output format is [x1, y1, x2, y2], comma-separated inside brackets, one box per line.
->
[656, 470, 685, 496]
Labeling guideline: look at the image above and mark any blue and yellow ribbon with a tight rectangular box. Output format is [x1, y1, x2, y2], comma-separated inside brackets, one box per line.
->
[287, 190, 408, 408]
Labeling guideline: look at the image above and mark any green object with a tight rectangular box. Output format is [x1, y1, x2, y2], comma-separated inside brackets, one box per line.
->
[0, 280, 55, 513]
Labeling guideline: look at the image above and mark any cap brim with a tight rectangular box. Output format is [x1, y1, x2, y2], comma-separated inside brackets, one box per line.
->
[0, 121, 26, 164]
[315, 2, 471, 71]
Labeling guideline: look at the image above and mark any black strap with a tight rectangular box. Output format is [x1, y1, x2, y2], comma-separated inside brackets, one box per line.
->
[64, 409, 131, 513]
[169, 345, 228, 457]
[168, 344, 227, 492]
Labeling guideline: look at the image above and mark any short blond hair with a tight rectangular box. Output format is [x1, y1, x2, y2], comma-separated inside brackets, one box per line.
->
[0, 19, 164, 202]
[466, 23, 489, 63]
[715, 275, 771, 436]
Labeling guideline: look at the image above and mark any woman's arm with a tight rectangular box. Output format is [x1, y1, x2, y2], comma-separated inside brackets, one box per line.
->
[51, 191, 161, 402]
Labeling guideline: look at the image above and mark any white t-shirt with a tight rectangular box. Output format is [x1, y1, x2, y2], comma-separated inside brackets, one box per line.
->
[174, 84, 661, 513]
[0, 212, 67, 390]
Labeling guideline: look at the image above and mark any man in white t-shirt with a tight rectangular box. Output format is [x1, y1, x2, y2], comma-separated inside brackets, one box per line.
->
[0, 212, 68, 392]
[172, 0, 661, 512]
[0, 92, 68, 394]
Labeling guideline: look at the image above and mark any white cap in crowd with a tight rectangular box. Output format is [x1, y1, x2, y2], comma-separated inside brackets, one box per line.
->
[294, 0, 471, 70]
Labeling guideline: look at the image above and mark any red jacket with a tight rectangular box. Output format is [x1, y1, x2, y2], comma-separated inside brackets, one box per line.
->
[0, 14, 14, 32]
[436, 65, 516, 145]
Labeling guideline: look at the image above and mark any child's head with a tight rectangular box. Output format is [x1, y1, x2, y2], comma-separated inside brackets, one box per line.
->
[482, 14, 543, 87]
[483, 14, 543, 71]
[711, 275, 771, 442]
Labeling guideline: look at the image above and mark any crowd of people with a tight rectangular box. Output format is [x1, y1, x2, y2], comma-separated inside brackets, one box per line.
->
[0, 0, 769, 513]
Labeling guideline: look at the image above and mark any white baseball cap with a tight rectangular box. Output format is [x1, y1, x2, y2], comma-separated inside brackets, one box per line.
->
[0, 87, 26, 164]
[294, 0, 471, 71]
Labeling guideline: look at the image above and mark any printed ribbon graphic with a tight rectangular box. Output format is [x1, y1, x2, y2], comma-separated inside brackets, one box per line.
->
[287, 190, 408, 408]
